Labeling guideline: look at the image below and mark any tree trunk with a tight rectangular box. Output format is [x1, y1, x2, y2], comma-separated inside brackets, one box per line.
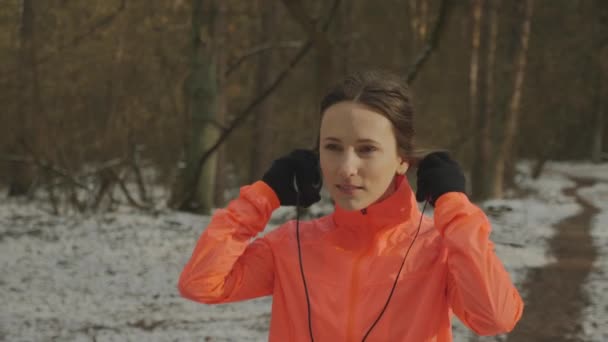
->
[9, 0, 37, 197]
[213, 0, 227, 206]
[420, 0, 429, 41]
[338, 0, 353, 77]
[409, 0, 420, 50]
[315, 39, 333, 105]
[469, 0, 483, 199]
[171, 0, 218, 214]
[591, 79, 604, 163]
[281, 0, 335, 134]
[483, 0, 499, 176]
[493, 0, 534, 198]
[472, 0, 500, 201]
[469, 0, 482, 127]
[591, 2, 607, 163]
[249, 0, 278, 183]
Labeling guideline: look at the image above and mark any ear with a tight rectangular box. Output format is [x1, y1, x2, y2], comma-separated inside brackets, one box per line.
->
[396, 160, 410, 175]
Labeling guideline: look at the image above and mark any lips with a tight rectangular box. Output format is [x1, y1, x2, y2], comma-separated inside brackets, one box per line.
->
[336, 184, 363, 195]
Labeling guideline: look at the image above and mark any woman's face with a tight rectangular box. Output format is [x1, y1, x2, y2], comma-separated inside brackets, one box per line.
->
[319, 101, 408, 211]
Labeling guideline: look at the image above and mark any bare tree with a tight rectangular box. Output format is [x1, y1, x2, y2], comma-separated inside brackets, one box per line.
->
[591, 3, 607, 163]
[471, 0, 500, 201]
[213, 0, 228, 207]
[468, 0, 483, 200]
[9, 0, 38, 197]
[170, 0, 219, 214]
[493, 0, 534, 198]
[249, 0, 279, 182]
[408, 0, 429, 51]
[420, 0, 429, 42]
[336, 0, 354, 77]
[175, 0, 341, 210]
[482, 0, 499, 178]
[591, 76, 605, 163]
[409, 0, 419, 50]
[281, 0, 336, 109]
[406, 0, 450, 84]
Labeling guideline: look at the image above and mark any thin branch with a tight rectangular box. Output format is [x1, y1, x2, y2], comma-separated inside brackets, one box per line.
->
[128, 142, 149, 204]
[225, 35, 359, 78]
[406, 0, 450, 84]
[225, 40, 304, 77]
[2, 0, 126, 81]
[62, 0, 126, 51]
[46, 174, 61, 215]
[0, 154, 89, 190]
[110, 169, 150, 210]
[0, 154, 32, 163]
[177, 0, 342, 210]
[92, 170, 115, 210]
[281, 0, 332, 52]
[204, 119, 231, 132]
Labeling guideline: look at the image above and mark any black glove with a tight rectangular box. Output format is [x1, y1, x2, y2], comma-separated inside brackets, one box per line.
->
[262, 149, 322, 208]
[415, 152, 466, 206]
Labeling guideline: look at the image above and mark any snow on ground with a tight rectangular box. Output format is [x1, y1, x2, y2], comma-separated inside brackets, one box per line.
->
[451, 162, 583, 342]
[1, 161, 607, 341]
[550, 161, 608, 342]
[577, 181, 608, 342]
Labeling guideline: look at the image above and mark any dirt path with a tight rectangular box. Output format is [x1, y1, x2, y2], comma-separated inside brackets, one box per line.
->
[506, 178, 599, 341]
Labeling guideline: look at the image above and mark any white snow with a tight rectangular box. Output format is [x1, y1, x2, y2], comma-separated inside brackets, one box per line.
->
[577, 182, 608, 342]
[1, 161, 607, 341]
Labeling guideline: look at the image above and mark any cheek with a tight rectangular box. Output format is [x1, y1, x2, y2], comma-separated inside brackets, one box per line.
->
[366, 158, 398, 183]
[319, 156, 334, 180]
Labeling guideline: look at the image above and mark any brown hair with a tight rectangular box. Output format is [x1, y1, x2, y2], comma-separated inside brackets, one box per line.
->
[319, 70, 417, 163]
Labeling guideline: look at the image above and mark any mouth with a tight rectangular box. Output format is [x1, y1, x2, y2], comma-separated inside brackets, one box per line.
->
[336, 184, 364, 195]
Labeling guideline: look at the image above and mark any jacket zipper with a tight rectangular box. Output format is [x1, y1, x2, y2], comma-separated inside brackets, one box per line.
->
[346, 208, 371, 341]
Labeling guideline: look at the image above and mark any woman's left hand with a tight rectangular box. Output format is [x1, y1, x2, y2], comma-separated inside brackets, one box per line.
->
[415, 152, 466, 206]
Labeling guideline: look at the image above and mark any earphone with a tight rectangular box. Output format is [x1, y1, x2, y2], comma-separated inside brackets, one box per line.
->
[294, 175, 427, 341]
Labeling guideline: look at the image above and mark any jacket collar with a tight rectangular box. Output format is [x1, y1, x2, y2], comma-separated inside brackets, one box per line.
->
[332, 175, 421, 234]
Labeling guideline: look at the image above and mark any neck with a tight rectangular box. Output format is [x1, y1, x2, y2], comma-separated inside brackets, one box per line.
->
[372, 174, 400, 206]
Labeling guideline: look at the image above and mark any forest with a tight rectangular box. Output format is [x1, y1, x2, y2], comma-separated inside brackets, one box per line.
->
[1, 0, 605, 214]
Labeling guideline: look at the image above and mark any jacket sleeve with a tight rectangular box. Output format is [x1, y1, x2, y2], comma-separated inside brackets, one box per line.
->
[434, 192, 524, 336]
[178, 181, 280, 304]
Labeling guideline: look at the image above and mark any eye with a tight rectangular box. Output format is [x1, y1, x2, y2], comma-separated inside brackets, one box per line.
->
[357, 145, 378, 154]
[323, 143, 342, 151]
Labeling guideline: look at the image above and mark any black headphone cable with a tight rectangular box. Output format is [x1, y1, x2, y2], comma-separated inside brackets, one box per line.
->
[295, 184, 429, 341]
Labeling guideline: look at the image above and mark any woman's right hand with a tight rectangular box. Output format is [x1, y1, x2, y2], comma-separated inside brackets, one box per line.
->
[262, 149, 322, 208]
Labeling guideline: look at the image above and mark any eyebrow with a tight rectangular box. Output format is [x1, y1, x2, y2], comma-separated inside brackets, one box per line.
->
[323, 137, 380, 144]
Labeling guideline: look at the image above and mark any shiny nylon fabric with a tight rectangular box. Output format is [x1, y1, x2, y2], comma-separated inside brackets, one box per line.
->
[178, 177, 524, 341]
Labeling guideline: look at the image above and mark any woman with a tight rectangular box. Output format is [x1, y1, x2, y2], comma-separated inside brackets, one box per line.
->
[178, 70, 523, 341]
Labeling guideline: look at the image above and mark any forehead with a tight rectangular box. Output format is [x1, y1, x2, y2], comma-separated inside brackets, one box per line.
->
[320, 102, 394, 142]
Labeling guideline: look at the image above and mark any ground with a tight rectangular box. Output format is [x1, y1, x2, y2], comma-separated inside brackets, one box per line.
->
[1, 161, 607, 341]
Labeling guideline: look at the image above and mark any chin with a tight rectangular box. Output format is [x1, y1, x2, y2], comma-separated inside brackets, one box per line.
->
[333, 197, 371, 211]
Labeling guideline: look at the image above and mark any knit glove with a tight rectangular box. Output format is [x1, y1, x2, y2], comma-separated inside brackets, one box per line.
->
[415, 152, 466, 206]
[262, 149, 322, 207]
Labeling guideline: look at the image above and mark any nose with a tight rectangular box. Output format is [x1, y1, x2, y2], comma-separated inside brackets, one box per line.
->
[337, 151, 359, 179]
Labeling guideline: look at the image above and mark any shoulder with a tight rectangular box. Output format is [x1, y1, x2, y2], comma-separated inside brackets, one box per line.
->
[411, 212, 447, 251]
[413, 212, 439, 239]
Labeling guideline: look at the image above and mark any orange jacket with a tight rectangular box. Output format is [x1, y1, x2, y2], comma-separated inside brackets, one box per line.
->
[178, 176, 523, 341]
